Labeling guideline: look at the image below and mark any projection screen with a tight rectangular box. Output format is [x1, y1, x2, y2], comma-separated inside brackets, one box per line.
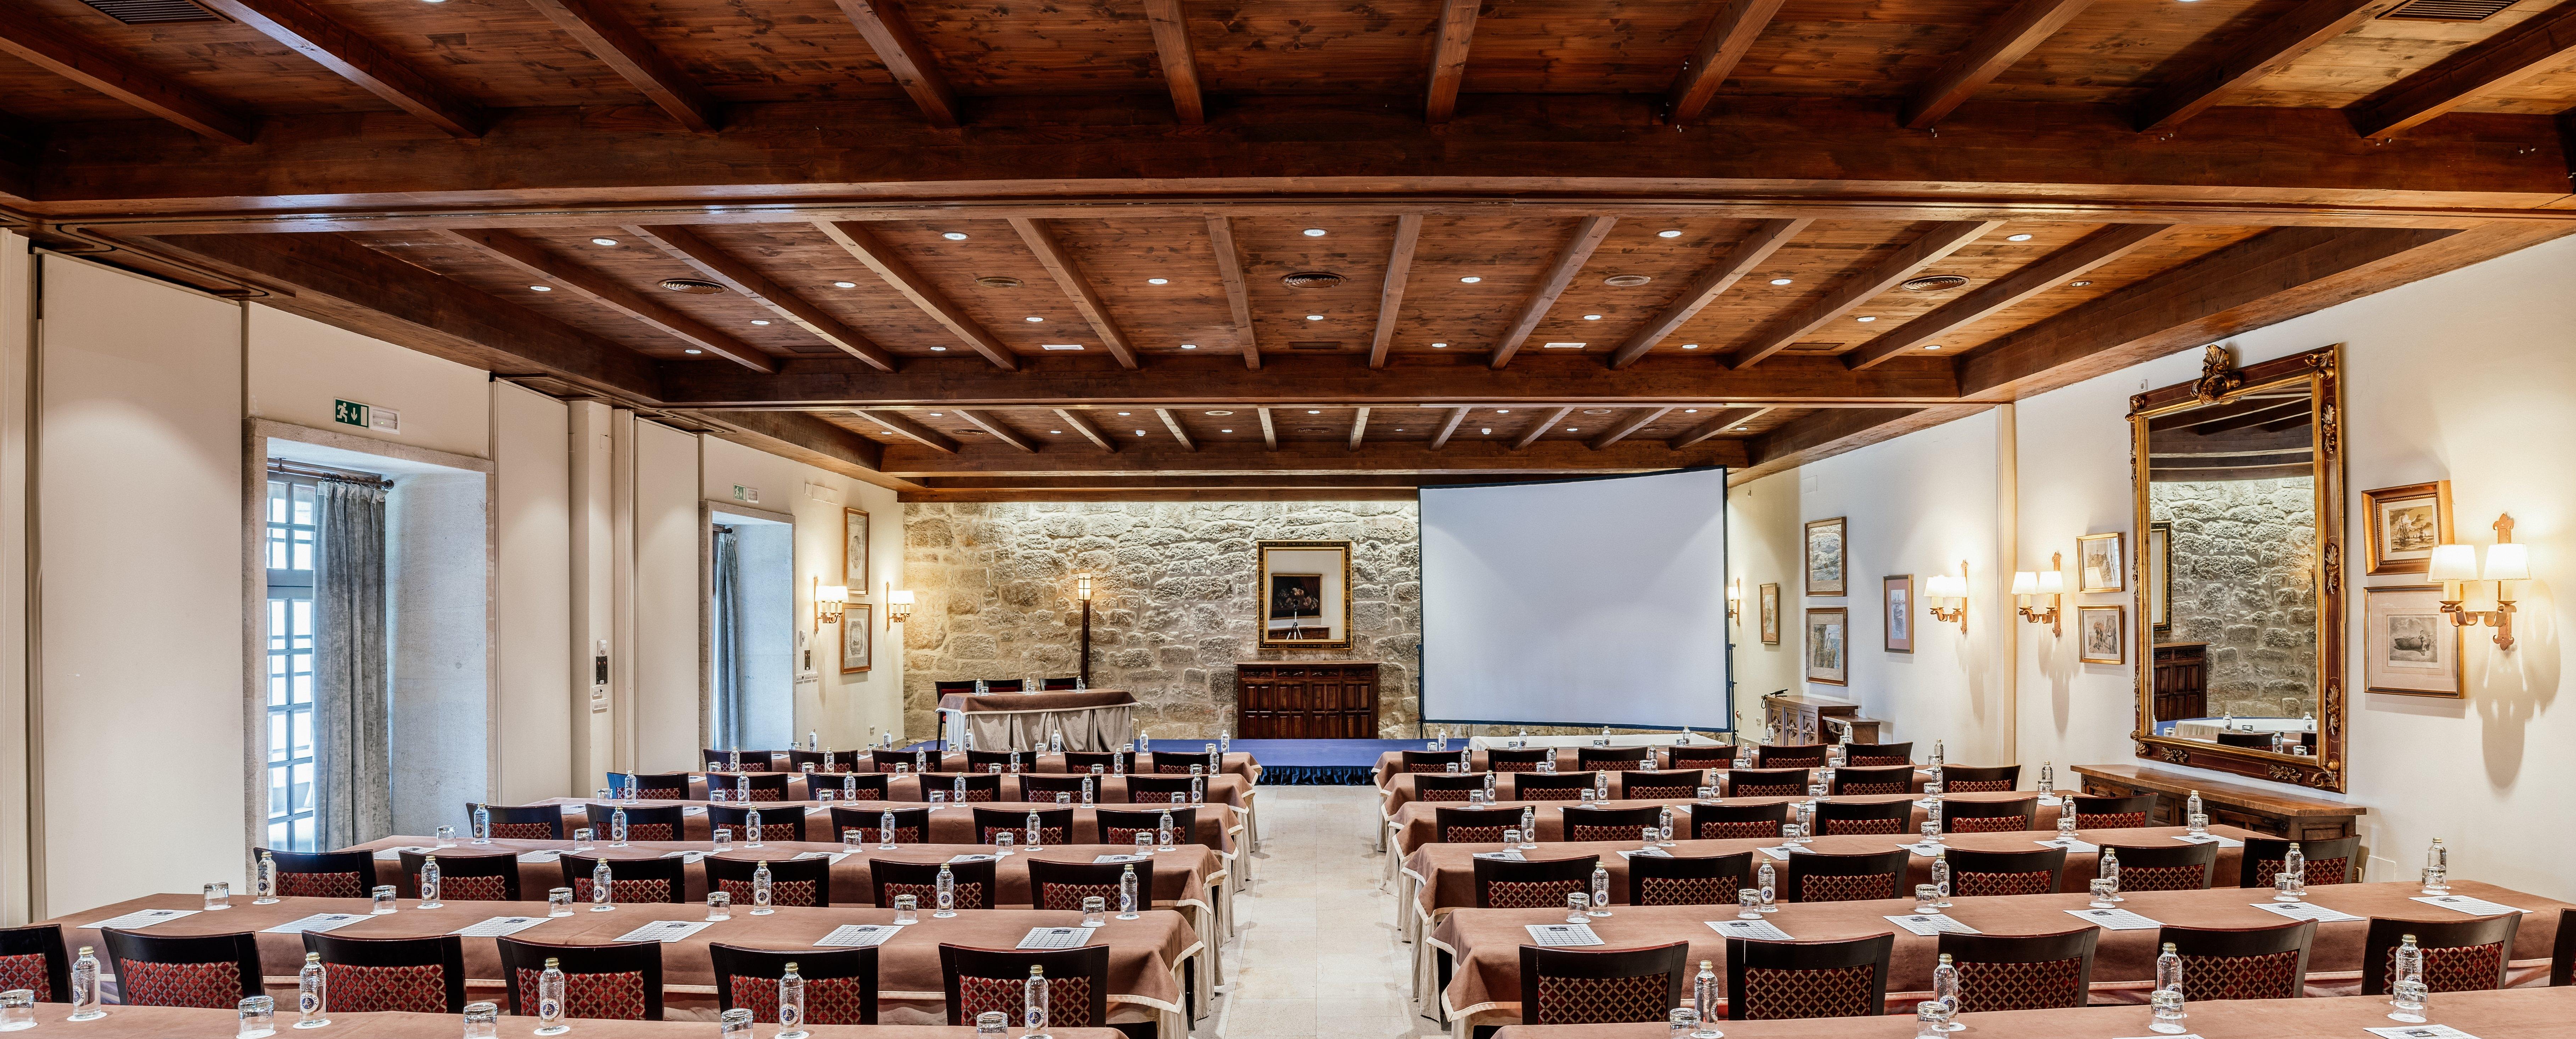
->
[1418, 468, 1730, 729]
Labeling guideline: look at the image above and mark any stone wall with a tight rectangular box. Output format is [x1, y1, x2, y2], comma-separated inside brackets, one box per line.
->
[2150, 476, 2318, 717]
[899, 501, 1422, 738]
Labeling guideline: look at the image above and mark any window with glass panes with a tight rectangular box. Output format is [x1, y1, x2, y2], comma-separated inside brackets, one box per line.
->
[264, 475, 319, 850]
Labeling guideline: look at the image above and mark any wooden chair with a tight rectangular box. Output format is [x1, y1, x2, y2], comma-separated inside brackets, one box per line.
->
[965, 749, 1028, 772]
[1939, 797, 2039, 834]
[2071, 793, 2157, 829]
[937, 945, 1111, 1028]
[1402, 750, 1475, 775]
[1627, 852, 1753, 907]
[1433, 806, 1515, 843]
[2239, 836, 2362, 888]
[1722, 934, 1895, 1019]
[1664, 745, 1736, 770]
[818, 749, 868, 772]
[711, 772, 792, 803]
[1095, 807, 1200, 847]
[923, 773, 1005, 803]
[2157, 921, 2315, 1001]
[784, 749, 833, 773]
[1413, 774, 1488, 804]
[2549, 908, 2573, 987]
[704, 749, 779, 773]
[1940, 764, 2020, 792]
[1780, 849, 1909, 903]
[1149, 750, 1213, 775]
[1576, 747, 1652, 771]
[1123, 775, 1197, 804]
[1815, 799, 1911, 836]
[870, 748, 931, 774]
[1486, 748, 1551, 773]
[1842, 742, 1913, 767]
[1040, 676, 1080, 690]
[1752, 743, 1829, 769]
[302, 933, 469, 1013]
[496, 937, 664, 1020]
[2101, 842, 2217, 892]
[1560, 805, 1665, 843]
[873, 859, 995, 910]
[1517, 942, 1690, 1025]
[0, 925, 70, 1002]
[932, 680, 980, 698]
[827, 805, 932, 844]
[1827, 765, 1913, 795]
[1028, 859, 1155, 911]
[606, 771, 693, 800]
[1937, 929, 2098, 1012]
[1510, 772, 1597, 802]
[99, 930, 262, 1009]
[971, 806, 1074, 845]
[815, 772, 890, 802]
[1016, 773, 1092, 803]
[1942, 847, 2067, 897]
[584, 803, 684, 843]
[558, 853, 688, 904]
[711, 944, 877, 1025]
[477, 803, 568, 840]
[262, 848, 378, 899]
[1690, 802, 1788, 840]
[396, 850, 520, 901]
[1727, 768, 1810, 798]
[709, 803, 807, 843]
[1472, 855, 1600, 909]
[1062, 750, 1134, 775]
[2361, 914, 2520, 995]
[1619, 769, 1707, 800]
[703, 855, 832, 908]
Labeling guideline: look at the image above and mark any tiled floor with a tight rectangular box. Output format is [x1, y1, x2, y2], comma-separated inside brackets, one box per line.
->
[1202, 785, 1446, 1038]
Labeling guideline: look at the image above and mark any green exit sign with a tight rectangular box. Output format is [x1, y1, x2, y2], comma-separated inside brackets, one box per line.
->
[333, 399, 369, 427]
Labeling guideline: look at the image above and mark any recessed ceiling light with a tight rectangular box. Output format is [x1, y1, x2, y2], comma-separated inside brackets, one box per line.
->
[1302, 228, 1327, 237]
[1480, 428, 1492, 434]
[1732, 424, 1747, 430]
[1220, 429, 1233, 433]
[1050, 430, 1062, 434]
[591, 237, 618, 246]
[1431, 342, 1447, 348]
[1684, 408, 1698, 413]
[833, 281, 856, 288]
[750, 319, 770, 325]
[943, 232, 968, 240]
[1306, 314, 1324, 321]
[2071, 280, 2092, 287]
[1856, 316, 1878, 322]
[1769, 278, 1793, 285]
[2006, 233, 2034, 242]
[1147, 278, 1168, 285]
[1460, 276, 1481, 284]
[1025, 316, 1044, 322]
[927, 412, 943, 417]
[1205, 410, 1234, 415]
[530, 285, 552, 291]
[1307, 409, 1321, 414]
[1656, 229, 1683, 238]
[1116, 411, 1131, 416]
[1496, 409, 1510, 414]
[1566, 428, 1578, 432]
[683, 348, 702, 354]
[1682, 344, 1700, 350]
[931, 346, 948, 351]
[1925, 344, 1942, 351]
[1181, 343, 1197, 349]
[1582, 314, 1602, 320]
[1134, 430, 1146, 435]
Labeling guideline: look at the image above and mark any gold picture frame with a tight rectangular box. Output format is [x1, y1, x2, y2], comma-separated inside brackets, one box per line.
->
[841, 603, 872, 674]
[1257, 540, 1353, 650]
[2362, 481, 2453, 576]
[1883, 575, 1914, 654]
[1804, 517, 1847, 597]
[2078, 605, 2126, 664]
[2076, 532, 2126, 593]
[1759, 583, 1781, 645]
[2362, 584, 2460, 697]
[1804, 607, 1848, 685]
[842, 507, 870, 591]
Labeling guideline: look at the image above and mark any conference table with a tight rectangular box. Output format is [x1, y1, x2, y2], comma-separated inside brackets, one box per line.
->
[694, 771, 1250, 812]
[0, 1006, 1132, 1037]
[1378, 769, 1935, 818]
[1376, 747, 1745, 786]
[1422, 879, 2572, 1031]
[42, 894, 1201, 1036]
[1387, 792, 2064, 861]
[937, 689, 1138, 752]
[1491, 986, 2576, 1039]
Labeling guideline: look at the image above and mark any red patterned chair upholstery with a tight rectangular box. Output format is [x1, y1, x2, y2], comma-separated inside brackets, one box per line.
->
[972, 807, 1074, 847]
[1690, 803, 1787, 841]
[1816, 799, 1910, 836]
[1435, 806, 1516, 844]
[1122, 776, 1196, 805]
[1094, 808, 1198, 848]
[965, 750, 1027, 773]
[2071, 794, 2157, 829]
[1619, 770, 1708, 800]
[1841, 743, 1913, 768]
[1663, 746, 1736, 770]
[712, 943, 878, 1025]
[923, 773, 1005, 804]
[873, 858, 994, 910]
[1148, 751, 1213, 775]
[704, 749, 779, 773]
[396, 849, 522, 901]
[1781, 849, 1909, 904]
[816, 772, 888, 802]
[1827, 766, 1914, 796]
[1413, 775, 1487, 804]
[1752, 744, 1829, 769]
[1560, 805, 1666, 844]
[1510, 773, 1598, 802]
[605, 772, 692, 800]
[1939, 798, 2039, 835]
[303, 933, 467, 1013]
[1723, 933, 1894, 1020]
[1940, 765, 2019, 792]
[709, 804, 808, 844]
[704, 856, 832, 909]
[938, 944, 1109, 1028]
[477, 804, 567, 840]
[1576, 747, 1652, 772]
[1627, 851, 1753, 907]
[1061, 751, 1134, 776]
[97, 930, 261, 1009]
[583, 803, 684, 844]
[263, 849, 377, 900]
[1485, 749, 1550, 773]
[1029, 859, 1153, 912]
[1943, 847, 2068, 898]
[2361, 915, 2520, 995]
[1473, 855, 1602, 910]
[1518, 942, 1689, 1024]
[711, 773, 792, 803]
[2161, 921, 2315, 1001]
[1726, 769, 1810, 799]
[2239, 836, 2361, 889]
[2101, 842, 2217, 892]
[1937, 929, 2097, 1012]
[0, 925, 68, 1002]
[1015, 774, 1090, 803]
[1404, 750, 1475, 775]
[558, 853, 688, 904]
[827, 805, 931, 845]
[870, 749, 930, 775]
[497, 937, 662, 1020]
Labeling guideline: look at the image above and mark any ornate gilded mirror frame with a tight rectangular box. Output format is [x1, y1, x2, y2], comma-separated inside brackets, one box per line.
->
[2126, 344, 2347, 791]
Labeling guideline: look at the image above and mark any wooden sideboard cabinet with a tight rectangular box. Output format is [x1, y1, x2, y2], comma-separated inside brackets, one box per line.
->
[1234, 661, 1380, 738]
[2072, 764, 2362, 841]
[2153, 642, 2209, 722]
[1761, 693, 1881, 746]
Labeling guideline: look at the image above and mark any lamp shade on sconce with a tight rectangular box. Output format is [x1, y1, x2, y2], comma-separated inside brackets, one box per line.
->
[2010, 571, 2038, 596]
[1924, 574, 1966, 602]
[817, 585, 848, 604]
[2482, 543, 2530, 581]
[2427, 544, 2480, 582]
[2036, 571, 2064, 595]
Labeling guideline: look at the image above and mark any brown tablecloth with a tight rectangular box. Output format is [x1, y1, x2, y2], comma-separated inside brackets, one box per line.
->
[528, 799, 1239, 854]
[0, 1005, 1131, 1037]
[1381, 770, 1934, 814]
[1493, 985, 2576, 1038]
[937, 692, 1138, 753]
[695, 772, 1249, 810]
[347, 838, 1220, 911]
[1403, 825, 2260, 918]
[45, 893, 1198, 1015]
[788, 751, 1261, 785]
[1429, 879, 2571, 1019]
[1379, 747, 1763, 786]
[1390, 793, 2044, 856]
[940, 690, 1138, 714]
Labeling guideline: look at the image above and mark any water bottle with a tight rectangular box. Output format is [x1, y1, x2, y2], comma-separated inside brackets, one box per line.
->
[2390, 934, 2427, 1022]
[1050, 730, 1064, 753]
[1024, 966, 1049, 1037]
[1932, 739, 1945, 766]
[775, 961, 809, 1039]
[974, 679, 987, 695]
[1190, 776, 1205, 804]
[809, 730, 819, 752]
[734, 773, 749, 801]
[2276, 842, 2307, 901]
[1930, 848, 1952, 907]
[1932, 953, 1961, 1028]
[914, 748, 927, 773]
[1026, 811, 1044, 851]
[952, 776, 967, 802]
[1118, 864, 1140, 919]
[536, 957, 569, 1035]
[419, 854, 443, 908]
[1112, 753, 1126, 777]
[1690, 961, 1719, 1038]
[747, 807, 766, 847]
[611, 806, 628, 847]
[591, 859, 614, 911]
[751, 860, 774, 915]
[2423, 838, 2450, 893]
[1157, 810, 1175, 851]
[295, 952, 329, 1029]
[1589, 864, 1610, 917]
[843, 773, 857, 800]
[729, 747, 742, 772]
[2151, 943, 2185, 1033]
[1082, 776, 1095, 805]
[1519, 806, 1536, 843]
[1074, 674, 1086, 690]
[1219, 729, 1230, 755]
[879, 809, 898, 850]
[935, 864, 957, 917]
[1009, 750, 1022, 773]
[69, 946, 104, 1021]
[2101, 848, 2122, 901]
[1593, 771, 1609, 798]
[1757, 861, 1777, 912]
[2037, 761, 2054, 797]
[255, 850, 280, 904]
[2058, 801, 2079, 841]
[2186, 789, 2203, 821]
[471, 804, 492, 845]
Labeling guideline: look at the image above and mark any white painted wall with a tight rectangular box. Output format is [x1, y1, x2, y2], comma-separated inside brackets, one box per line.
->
[386, 472, 490, 835]
[247, 305, 490, 460]
[633, 421, 704, 773]
[491, 384, 572, 802]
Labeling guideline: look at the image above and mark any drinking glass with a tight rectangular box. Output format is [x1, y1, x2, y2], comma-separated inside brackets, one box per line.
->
[370, 886, 398, 914]
[720, 1008, 754, 1038]
[548, 888, 574, 917]
[1913, 1002, 1947, 1038]
[2275, 874, 2303, 902]
[1922, 820, 1942, 845]
[1666, 1008, 1699, 1038]
[1780, 823, 1802, 844]
[706, 892, 731, 921]
[2148, 988, 2186, 1034]
[2389, 979, 2428, 1023]
[995, 832, 1015, 855]
[894, 895, 919, 925]
[1915, 884, 1939, 913]
[2089, 879, 2117, 908]
[205, 882, 232, 911]
[1502, 829, 1522, 847]
[2187, 812, 2209, 837]
[1565, 893, 1590, 923]
[1134, 833, 1153, 855]
[236, 995, 275, 1038]
[1580, 789, 1597, 803]
[572, 828, 594, 852]
[816, 789, 834, 804]
[1056, 794, 1072, 806]
[1737, 889, 1761, 920]
[462, 1002, 499, 1039]
[713, 827, 734, 851]
[1519, 828, 1538, 851]
[1447, 763, 1460, 774]
[1090, 765, 1103, 775]
[0, 991, 31, 1033]
[1083, 896, 1106, 928]
[434, 826, 456, 848]
[976, 1011, 1010, 1038]
[929, 791, 947, 804]
[1696, 787, 1712, 800]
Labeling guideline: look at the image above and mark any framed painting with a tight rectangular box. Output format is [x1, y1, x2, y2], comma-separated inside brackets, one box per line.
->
[1804, 607, 1848, 686]
[1804, 517, 1847, 597]
[2362, 585, 2460, 697]
[1882, 575, 1914, 653]
[1759, 583, 1781, 646]
[2077, 605, 2125, 665]
[841, 604, 873, 674]
[842, 507, 870, 592]
[2145, 521, 2172, 638]
[2363, 481, 2452, 576]
[1257, 540, 1352, 649]
[2076, 532, 2126, 593]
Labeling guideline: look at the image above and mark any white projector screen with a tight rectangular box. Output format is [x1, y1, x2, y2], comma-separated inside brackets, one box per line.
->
[1419, 468, 1730, 729]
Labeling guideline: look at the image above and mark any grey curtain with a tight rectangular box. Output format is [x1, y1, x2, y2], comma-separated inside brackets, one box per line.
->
[711, 525, 746, 748]
[313, 478, 391, 849]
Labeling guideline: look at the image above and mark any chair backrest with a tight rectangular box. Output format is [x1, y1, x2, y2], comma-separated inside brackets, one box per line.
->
[1827, 766, 1914, 796]
[303, 933, 469, 1013]
[709, 804, 808, 843]
[702, 855, 832, 909]
[1028, 859, 1156, 911]
[606, 772, 693, 800]
[821, 749, 868, 772]
[1940, 764, 2019, 792]
[477, 804, 568, 840]
[971, 807, 1075, 845]
[2359, 914, 2520, 996]
[1062, 751, 1133, 774]
[1939, 797, 2039, 834]
[1094, 807, 1199, 847]
[1485, 748, 1550, 772]
[706, 749, 779, 772]
[873, 859, 997, 910]
[1434, 806, 1515, 844]
[1472, 855, 1602, 909]
[1123, 775, 1196, 804]
[1403, 750, 1475, 774]
[1560, 805, 1667, 843]
[1753, 743, 1828, 769]
[782, 749, 832, 773]
[2550, 908, 2574, 987]
[1413, 774, 1488, 803]
[1815, 799, 1911, 836]
[1780, 849, 1910, 904]
[713, 773, 793, 802]
[965, 750, 1026, 771]
[397, 850, 522, 901]
[263, 848, 379, 899]
[584, 803, 686, 843]
[1148, 751, 1212, 775]
[1727, 768, 1810, 798]
[1842, 742, 1913, 767]
[710, 944, 878, 1025]
[1518, 942, 1690, 1025]
[2071, 793, 2157, 829]
[1936, 929, 2098, 1012]
[2099, 841, 2217, 892]
[1723, 933, 1895, 1020]
[2239, 836, 2363, 888]
[937, 944, 1111, 1029]
[99, 929, 262, 1009]
[1690, 802, 1787, 840]
[1015, 773, 1091, 798]
[933, 680, 979, 697]
[0, 924, 69, 1003]
[1040, 676, 1080, 690]
[2158, 921, 2316, 1001]
[1577, 746, 1652, 771]
[1941, 847, 2067, 898]
[1627, 851, 1754, 907]
[1511, 772, 1600, 801]
[1618, 770, 1707, 800]
[826, 805, 932, 844]
[1664, 745, 1736, 770]
[870, 749, 928, 773]
[923, 773, 1005, 803]
[558, 853, 689, 904]
[495, 937, 664, 1020]
[816, 772, 890, 802]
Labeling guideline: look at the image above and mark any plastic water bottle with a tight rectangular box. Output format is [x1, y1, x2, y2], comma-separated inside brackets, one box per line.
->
[2276, 842, 2307, 901]
[728, 747, 743, 772]
[610, 806, 628, 847]
[419, 855, 444, 908]
[1157, 810, 1175, 851]
[842, 773, 857, 801]
[1757, 861, 1777, 912]
[2101, 848, 2123, 901]
[1082, 776, 1095, 805]
[879, 809, 898, 850]
[295, 952, 329, 1029]
[2390, 934, 2427, 1022]
[746, 807, 765, 847]
[535, 957, 569, 1034]
[255, 850, 280, 904]
[1023, 966, 1049, 1037]
[2038, 761, 2054, 797]
[2423, 838, 2451, 893]
[934, 864, 957, 917]
[1930, 848, 1952, 907]
[1118, 864, 1140, 919]
[1690, 961, 1720, 1037]
[751, 860, 774, 915]
[1009, 750, 1022, 773]
[69, 946, 104, 1020]
[471, 804, 492, 845]
[2151, 943, 2185, 1033]
[1589, 864, 1611, 917]
[1932, 953, 1961, 1028]
[1026, 811, 1044, 851]
[1219, 729, 1231, 755]
[953, 776, 967, 802]
[777, 961, 809, 1039]
[591, 859, 614, 911]
[1050, 730, 1064, 753]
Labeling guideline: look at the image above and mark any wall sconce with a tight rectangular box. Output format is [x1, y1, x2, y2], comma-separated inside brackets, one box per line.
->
[1924, 563, 1967, 631]
[1075, 572, 1094, 602]
[811, 579, 848, 630]
[2430, 513, 2526, 651]
[2011, 552, 2064, 637]
[1075, 571, 1097, 684]
[884, 583, 915, 630]
[1727, 578, 1744, 626]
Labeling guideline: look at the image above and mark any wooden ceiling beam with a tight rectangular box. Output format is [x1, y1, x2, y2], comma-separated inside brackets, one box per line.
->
[197, 0, 485, 138]
[1725, 220, 2004, 369]
[625, 224, 899, 372]
[1206, 216, 1261, 370]
[852, 409, 959, 453]
[834, 0, 962, 128]
[1426, 0, 1482, 124]
[1901, 0, 2102, 129]
[1368, 214, 1424, 368]
[1492, 216, 1617, 369]
[1609, 218, 1810, 368]
[813, 220, 1018, 370]
[0, 8, 255, 145]
[1155, 408, 1197, 451]
[1428, 407, 1470, 449]
[1511, 406, 1575, 450]
[1008, 217, 1140, 369]
[1587, 407, 1672, 449]
[2133, 0, 2400, 133]
[1841, 223, 2175, 370]
[1141, 0, 1206, 125]
[1256, 408, 1278, 449]
[952, 409, 1037, 452]
[882, 436, 1747, 476]
[1733, 405, 1989, 484]
[685, 409, 890, 483]
[2348, 0, 2576, 138]
[1348, 407, 1372, 449]
[523, 0, 722, 133]
[1050, 408, 1118, 452]
[432, 228, 776, 373]
[1670, 406, 1772, 448]
[1667, 0, 1792, 125]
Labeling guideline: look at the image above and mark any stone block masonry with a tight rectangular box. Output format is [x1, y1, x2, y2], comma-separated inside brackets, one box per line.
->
[2150, 476, 2319, 718]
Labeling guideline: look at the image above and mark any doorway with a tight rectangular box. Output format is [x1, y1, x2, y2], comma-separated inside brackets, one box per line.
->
[707, 505, 794, 751]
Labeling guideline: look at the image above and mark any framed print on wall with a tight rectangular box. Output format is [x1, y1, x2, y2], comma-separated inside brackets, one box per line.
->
[2363, 481, 2452, 576]
[1804, 517, 1848, 597]
[2076, 532, 2126, 593]
[1257, 540, 1353, 649]
[1804, 607, 1848, 686]
[1882, 575, 1914, 653]
[2077, 605, 2126, 664]
[842, 604, 873, 674]
[842, 507, 870, 591]
[1759, 583, 1781, 645]
[2362, 584, 2460, 697]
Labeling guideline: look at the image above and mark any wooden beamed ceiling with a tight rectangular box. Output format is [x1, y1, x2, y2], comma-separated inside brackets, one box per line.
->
[3, 0, 2571, 499]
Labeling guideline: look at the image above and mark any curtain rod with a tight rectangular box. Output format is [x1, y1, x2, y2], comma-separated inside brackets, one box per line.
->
[266, 459, 391, 486]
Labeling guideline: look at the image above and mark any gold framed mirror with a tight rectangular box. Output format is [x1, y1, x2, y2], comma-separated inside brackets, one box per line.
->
[2127, 344, 2346, 790]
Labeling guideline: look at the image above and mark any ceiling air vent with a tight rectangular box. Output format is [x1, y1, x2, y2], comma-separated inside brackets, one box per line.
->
[1602, 274, 1653, 287]
[658, 278, 725, 294]
[79, 0, 219, 24]
[1900, 275, 1969, 292]
[1286, 341, 1342, 351]
[1282, 271, 1344, 289]
[2381, 0, 2519, 21]
[974, 276, 1023, 289]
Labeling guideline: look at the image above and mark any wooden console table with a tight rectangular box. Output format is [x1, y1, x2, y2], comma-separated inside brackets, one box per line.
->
[1762, 693, 1881, 745]
[1234, 661, 1379, 738]
[2072, 764, 2363, 841]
